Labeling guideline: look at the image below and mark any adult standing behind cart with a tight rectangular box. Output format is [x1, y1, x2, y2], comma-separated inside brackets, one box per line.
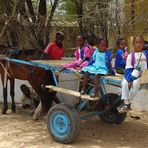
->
[44, 31, 65, 60]
[86, 32, 96, 52]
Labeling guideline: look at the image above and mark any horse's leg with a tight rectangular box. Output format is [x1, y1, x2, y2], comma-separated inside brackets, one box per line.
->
[33, 102, 41, 120]
[1, 74, 8, 114]
[10, 78, 16, 112]
[28, 83, 50, 119]
[53, 93, 61, 104]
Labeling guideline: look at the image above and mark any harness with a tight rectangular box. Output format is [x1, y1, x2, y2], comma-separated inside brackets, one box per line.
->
[131, 50, 148, 68]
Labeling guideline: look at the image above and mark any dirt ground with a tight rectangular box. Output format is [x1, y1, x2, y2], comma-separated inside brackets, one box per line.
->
[0, 104, 148, 148]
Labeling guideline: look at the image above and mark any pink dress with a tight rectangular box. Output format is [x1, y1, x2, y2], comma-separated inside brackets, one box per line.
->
[64, 45, 94, 70]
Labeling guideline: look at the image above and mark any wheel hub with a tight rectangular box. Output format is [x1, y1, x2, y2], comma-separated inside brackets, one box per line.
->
[50, 112, 70, 139]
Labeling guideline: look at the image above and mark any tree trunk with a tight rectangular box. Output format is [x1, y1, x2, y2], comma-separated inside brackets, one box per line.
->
[34, 0, 47, 49]
[131, 0, 135, 31]
[26, 0, 36, 23]
[20, 0, 26, 16]
[97, 0, 108, 41]
[38, 0, 46, 18]
[46, 0, 59, 45]
[74, 0, 83, 34]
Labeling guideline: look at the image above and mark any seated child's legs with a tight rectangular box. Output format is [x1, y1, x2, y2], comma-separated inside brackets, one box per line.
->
[92, 74, 101, 97]
[81, 72, 90, 94]
[121, 79, 130, 100]
[80, 61, 88, 68]
[64, 61, 80, 69]
[128, 78, 140, 101]
[118, 78, 140, 113]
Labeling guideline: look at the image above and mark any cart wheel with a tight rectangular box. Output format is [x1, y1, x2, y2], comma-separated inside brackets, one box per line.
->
[99, 93, 127, 124]
[47, 103, 80, 144]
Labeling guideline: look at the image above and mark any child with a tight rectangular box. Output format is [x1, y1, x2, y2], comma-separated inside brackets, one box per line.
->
[81, 38, 113, 97]
[115, 37, 128, 74]
[63, 35, 94, 70]
[44, 31, 64, 60]
[118, 35, 148, 112]
[20, 84, 40, 109]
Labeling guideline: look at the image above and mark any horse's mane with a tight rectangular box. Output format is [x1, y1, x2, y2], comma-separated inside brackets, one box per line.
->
[0, 45, 49, 60]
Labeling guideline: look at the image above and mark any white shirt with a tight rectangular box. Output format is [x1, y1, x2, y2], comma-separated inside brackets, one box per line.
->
[126, 52, 147, 71]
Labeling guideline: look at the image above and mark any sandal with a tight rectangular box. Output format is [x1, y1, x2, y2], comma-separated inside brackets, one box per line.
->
[117, 103, 131, 113]
[90, 93, 99, 98]
[80, 90, 85, 95]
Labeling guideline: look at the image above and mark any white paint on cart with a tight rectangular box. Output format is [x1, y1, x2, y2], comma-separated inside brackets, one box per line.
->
[56, 72, 80, 106]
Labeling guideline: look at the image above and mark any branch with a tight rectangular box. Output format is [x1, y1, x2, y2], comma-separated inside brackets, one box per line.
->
[47, 0, 59, 26]
[0, 0, 25, 40]
[26, 0, 36, 23]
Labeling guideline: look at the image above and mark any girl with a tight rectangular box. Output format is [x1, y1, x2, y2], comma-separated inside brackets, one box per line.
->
[63, 35, 94, 70]
[115, 37, 128, 74]
[81, 38, 113, 97]
[118, 35, 148, 112]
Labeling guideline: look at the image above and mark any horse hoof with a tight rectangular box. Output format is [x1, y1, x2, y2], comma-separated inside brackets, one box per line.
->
[1, 106, 8, 114]
[33, 113, 39, 121]
[33, 114, 38, 121]
[11, 105, 16, 113]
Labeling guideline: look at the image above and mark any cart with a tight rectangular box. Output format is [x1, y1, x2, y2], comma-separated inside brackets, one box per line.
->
[34, 60, 148, 144]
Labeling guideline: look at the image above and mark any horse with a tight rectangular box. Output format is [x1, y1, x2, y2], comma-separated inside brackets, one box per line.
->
[0, 45, 50, 60]
[0, 57, 59, 119]
[0, 45, 57, 119]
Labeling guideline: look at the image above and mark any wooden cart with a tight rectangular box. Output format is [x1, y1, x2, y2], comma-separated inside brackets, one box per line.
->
[34, 60, 148, 144]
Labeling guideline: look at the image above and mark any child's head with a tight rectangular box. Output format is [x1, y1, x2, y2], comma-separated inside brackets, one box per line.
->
[117, 37, 126, 49]
[55, 31, 64, 45]
[76, 35, 86, 47]
[20, 84, 30, 98]
[133, 35, 144, 52]
[96, 38, 108, 52]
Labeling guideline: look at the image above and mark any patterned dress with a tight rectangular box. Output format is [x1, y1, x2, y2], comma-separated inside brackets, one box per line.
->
[82, 50, 109, 75]
[64, 45, 94, 69]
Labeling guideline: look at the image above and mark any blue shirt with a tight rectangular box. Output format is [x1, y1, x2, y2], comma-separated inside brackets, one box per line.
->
[115, 49, 127, 69]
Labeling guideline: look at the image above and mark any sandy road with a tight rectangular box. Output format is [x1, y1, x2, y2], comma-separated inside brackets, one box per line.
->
[0, 105, 148, 148]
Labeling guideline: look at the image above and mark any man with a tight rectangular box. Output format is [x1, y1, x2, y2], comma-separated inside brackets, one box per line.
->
[44, 31, 65, 60]
[20, 84, 40, 109]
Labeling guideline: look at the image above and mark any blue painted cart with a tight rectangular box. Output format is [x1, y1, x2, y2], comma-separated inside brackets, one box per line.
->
[45, 68, 127, 144]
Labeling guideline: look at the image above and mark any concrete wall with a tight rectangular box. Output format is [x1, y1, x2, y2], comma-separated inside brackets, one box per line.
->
[0, 59, 148, 111]
[0, 80, 30, 103]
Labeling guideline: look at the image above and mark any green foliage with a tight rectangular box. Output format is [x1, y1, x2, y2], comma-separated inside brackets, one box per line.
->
[57, 0, 77, 21]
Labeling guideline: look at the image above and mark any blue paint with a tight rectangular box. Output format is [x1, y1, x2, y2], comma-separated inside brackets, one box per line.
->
[77, 100, 89, 112]
[49, 111, 71, 139]
[3, 57, 52, 70]
[100, 76, 121, 87]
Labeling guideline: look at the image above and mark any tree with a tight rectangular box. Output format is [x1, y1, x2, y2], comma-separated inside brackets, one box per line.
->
[74, 0, 83, 34]
[0, 0, 59, 49]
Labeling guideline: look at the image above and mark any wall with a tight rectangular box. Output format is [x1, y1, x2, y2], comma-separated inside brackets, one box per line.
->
[125, 0, 148, 50]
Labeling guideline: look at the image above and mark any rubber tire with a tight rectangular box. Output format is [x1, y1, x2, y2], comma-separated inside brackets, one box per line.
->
[47, 103, 80, 144]
[99, 93, 127, 124]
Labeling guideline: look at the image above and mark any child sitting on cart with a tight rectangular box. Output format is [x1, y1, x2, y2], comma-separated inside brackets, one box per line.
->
[115, 37, 128, 74]
[62, 35, 94, 70]
[81, 38, 113, 98]
[118, 35, 148, 112]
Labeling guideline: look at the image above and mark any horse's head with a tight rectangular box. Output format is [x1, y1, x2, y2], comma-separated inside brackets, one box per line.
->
[22, 49, 50, 61]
